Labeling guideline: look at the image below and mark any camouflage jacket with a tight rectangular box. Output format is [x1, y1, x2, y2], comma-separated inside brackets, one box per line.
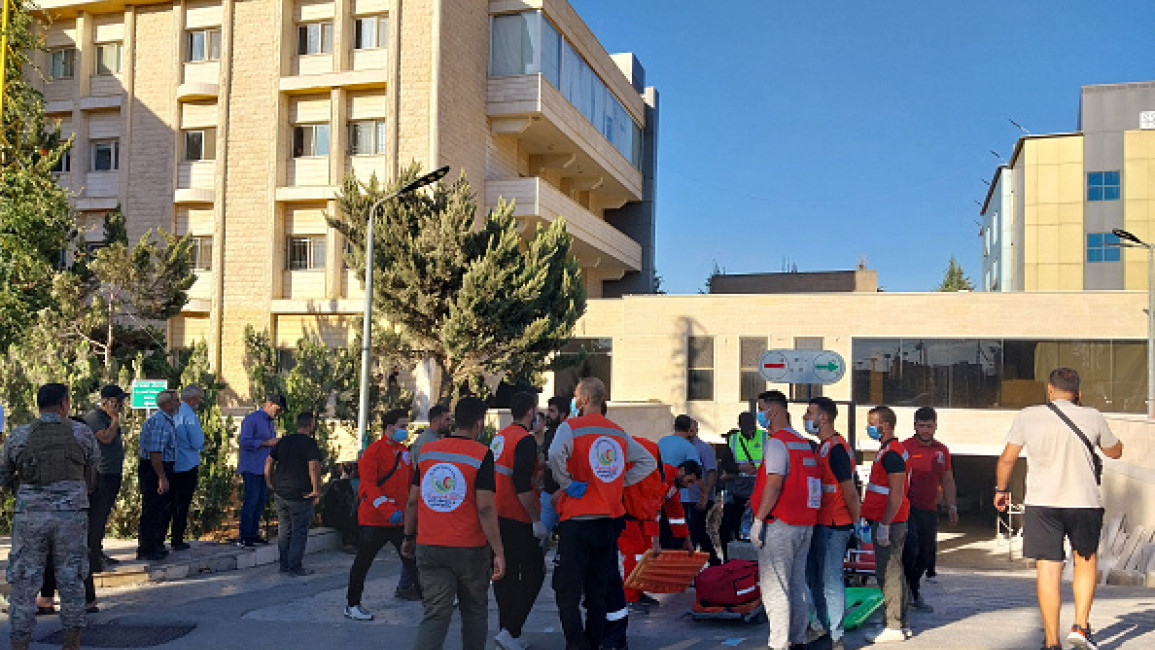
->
[0, 413, 100, 512]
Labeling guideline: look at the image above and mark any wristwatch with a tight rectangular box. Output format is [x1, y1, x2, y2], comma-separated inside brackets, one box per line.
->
[994, 487, 1011, 494]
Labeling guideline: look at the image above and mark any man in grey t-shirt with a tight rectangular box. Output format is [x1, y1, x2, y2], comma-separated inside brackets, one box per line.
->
[84, 384, 128, 569]
[995, 368, 1123, 650]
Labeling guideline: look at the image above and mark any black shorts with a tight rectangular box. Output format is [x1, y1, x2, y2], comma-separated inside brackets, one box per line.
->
[1022, 506, 1104, 561]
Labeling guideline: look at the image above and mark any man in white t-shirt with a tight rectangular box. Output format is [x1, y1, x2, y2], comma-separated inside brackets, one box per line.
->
[995, 368, 1123, 650]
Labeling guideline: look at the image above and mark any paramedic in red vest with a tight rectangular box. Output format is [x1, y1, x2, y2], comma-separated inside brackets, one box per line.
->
[491, 391, 547, 650]
[748, 390, 821, 650]
[803, 396, 860, 650]
[402, 397, 505, 650]
[343, 408, 418, 621]
[901, 406, 957, 613]
[548, 377, 656, 650]
[861, 405, 912, 644]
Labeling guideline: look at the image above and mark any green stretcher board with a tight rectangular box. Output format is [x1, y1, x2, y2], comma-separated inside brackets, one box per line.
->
[843, 586, 884, 630]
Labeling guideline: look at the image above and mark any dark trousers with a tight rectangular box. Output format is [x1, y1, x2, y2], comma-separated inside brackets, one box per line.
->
[275, 495, 314, 571]
[169, 466, 199, 544]
[554, 518, 624, 650]
[414, 544, 493, 650]
[658, 515, 689, 550]
[239, 472, 268, 541]
[88, 473, 122, 566]
[903, 507, 938, 598]
[720, 497, 749, 561]
[138, 460, 175, 554]
[493, 518, 545, 638]
[346, 524, 419, 606]
[687, 500, 721, 565]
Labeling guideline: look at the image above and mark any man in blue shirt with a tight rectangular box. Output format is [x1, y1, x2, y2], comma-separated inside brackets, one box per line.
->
[169, 385, 206, 551]
[138, 389, 179, 561]
[657, 414, 701, 549]
[237, 394, 285, 547]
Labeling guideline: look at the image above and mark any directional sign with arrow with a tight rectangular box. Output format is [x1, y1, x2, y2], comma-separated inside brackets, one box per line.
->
[758, 349, 846, 385]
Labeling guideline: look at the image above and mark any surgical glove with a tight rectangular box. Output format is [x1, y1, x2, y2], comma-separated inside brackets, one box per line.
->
[564, 480, 588, 499]
[532, 520, 548, 541]
[749, 518, 765, 548]
[875, 523, 891, 547]
[388, 511, 404, 525]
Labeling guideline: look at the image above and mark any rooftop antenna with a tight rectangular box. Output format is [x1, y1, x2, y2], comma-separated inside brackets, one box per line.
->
[1010, 118, 1031, 135]
[989, 150, 1003, 161]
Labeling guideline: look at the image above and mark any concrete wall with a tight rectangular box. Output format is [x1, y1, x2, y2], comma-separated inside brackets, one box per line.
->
[709, 270, 878, 294]
[1101, 415, 1155, 531]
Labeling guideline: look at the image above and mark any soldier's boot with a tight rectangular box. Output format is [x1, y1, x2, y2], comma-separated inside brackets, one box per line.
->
[12, 638, 32, 650]
[62, 627, 82, 650]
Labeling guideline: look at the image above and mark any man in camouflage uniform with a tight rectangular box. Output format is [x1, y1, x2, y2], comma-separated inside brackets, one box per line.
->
[0, 383, 100, 650]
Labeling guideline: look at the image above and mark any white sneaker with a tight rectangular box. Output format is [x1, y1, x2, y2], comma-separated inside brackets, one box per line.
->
[343, 604, 373, 621]
[495, 628, 527, 650]
[902, 627, 914, 639]
[866, 627, 908, 644]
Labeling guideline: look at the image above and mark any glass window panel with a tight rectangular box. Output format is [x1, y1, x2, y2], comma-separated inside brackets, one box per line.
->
[552, 338, 613, 401]
[184, 131, 203, 161]
[688, 336, 714, 369]
[541, 18, 560, 86]
[376, 121, 388, 154]
[1088, 172, 1103, 185]
[322, 23, 334, 53]
[354, 18, 372, 49]
[1088, 233, 1103, 247]
[312, 237, 326, 269]
[740, 371, 767, 403]
[1088, 187, 1103, 201]
[378, 17, 389, 51]
[314, 124, 330, 156]
[1105, 186, 1120, 200]
[1111, 341, 1146, 413]
[1088, 248, 1103, 263]
[1105, 247, 1121, 262]
[1105, 171, 1120, 185]
[297, 26, 309, 55]
[739, 337, 767, 368]
[208, 30, 221, 60]
[561, 41, 581, 105]
[189, 31, 205, 61]
[688, 369, 714, 401]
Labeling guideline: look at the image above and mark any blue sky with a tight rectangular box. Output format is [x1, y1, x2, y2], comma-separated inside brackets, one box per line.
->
[570, 1, 1155, 294]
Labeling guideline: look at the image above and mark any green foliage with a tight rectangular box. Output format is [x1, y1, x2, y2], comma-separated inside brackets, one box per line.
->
[937, 256, 975, 292]
[179, 341, 237, 538]
[329, 164, 587, 401]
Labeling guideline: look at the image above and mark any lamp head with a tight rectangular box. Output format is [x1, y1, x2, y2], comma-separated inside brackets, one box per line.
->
[398, 165, 450, 194]
[1113, 228, 1144, 245]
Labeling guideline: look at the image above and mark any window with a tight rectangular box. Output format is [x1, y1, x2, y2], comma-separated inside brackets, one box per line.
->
[187, 29, 222, 62]
[739, 336, 768, 402]
[297, 22, 334, 55]
[1087, 232, 1122, 263]
[552, 338, 613, 401]
[190, 236, 213, 271]
[183, 128, 217, 162]
[353, 15, 389, 50]
[94, 42, 122, 75]
[348, 120, 387, 155]
[276, 349, 298, 372]
[287, 236, 326, 270]
[91, 140, 119, 171]
[293, 124, 330, 157]
[1087, 171, 1121, 201]
[50, 150, 71, 174]
[49, 48, 75, 79]
[687, 336, 714, 401]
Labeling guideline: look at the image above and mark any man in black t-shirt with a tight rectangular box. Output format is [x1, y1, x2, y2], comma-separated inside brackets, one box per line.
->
[266, 411, 323, 576]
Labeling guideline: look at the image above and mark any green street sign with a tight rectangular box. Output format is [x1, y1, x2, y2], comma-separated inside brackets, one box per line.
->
[131, 379, 168, 409]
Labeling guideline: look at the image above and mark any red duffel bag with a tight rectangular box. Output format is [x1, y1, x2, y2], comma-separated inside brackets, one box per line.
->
[695, 560, 760, 607]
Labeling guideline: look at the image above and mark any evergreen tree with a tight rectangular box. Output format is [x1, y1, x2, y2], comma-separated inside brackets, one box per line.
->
[329, 164, 587, 401]
[937, 256, 975, 292]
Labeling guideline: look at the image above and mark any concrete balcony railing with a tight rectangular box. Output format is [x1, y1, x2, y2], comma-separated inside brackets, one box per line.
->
[487, 177, 641, 274]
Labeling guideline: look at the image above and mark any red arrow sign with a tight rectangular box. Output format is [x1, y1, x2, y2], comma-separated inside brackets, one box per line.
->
[763, 363, 786, 369]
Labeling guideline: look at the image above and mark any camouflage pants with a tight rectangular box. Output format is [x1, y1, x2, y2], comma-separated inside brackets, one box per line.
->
[6, 510, 89, 641]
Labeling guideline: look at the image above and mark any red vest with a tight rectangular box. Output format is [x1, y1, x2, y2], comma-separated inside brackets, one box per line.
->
[557, 413, 629, 521]
[623, 437, 666, 522]
[817, 434, 856, 527]
[861, 438, 911, 524]
[492, 423, 537, 523]
[750, 429, 821, 526]
[357, 438, 413, 527]
[416, 436, 490, 547]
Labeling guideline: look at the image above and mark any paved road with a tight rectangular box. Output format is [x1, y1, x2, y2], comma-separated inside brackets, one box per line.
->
[6, 546, 1155, 649]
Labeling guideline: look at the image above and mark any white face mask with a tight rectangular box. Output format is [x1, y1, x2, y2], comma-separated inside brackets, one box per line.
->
[803, 419, 820, 435]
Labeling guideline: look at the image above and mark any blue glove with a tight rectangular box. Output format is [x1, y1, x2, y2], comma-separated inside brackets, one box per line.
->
[564, 480, 588, 499]
[388, 510, 403, 525]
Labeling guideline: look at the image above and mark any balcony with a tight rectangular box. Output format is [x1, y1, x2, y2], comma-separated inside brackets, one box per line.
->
[487, 177, 641, 275]
[177, 82, 219, 102]
[281, 68, 387, 95]
[175, 161, 215, 204]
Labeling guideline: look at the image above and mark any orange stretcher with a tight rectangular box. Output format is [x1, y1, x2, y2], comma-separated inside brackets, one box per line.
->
[624, 549, 711, 594]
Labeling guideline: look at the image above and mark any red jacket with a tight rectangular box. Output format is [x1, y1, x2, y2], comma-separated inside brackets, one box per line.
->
[357, 438, 413, 527]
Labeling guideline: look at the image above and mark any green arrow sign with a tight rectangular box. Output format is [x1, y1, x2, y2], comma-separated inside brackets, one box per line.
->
[815, 361, 841, 372]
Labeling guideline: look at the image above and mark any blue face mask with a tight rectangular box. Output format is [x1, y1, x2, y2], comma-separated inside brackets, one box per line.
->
[392, 428, 409, 443]
[756, 410, 770, 429]
[570, 398, 581, 417]
[803, 419, 820, 435]
[866, 425, 881, 441]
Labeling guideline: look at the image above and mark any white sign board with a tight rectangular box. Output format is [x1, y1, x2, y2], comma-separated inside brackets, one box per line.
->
[758, 349, 846, 385]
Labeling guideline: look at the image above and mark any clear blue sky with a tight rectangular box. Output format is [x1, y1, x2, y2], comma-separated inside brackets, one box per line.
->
[571, 0, 1155, 294]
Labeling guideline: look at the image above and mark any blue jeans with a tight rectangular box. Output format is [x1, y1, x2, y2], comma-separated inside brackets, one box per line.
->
[539, 491, 559, 548]
[240, 472, 268, 541]
[809, 525, 853, 641]
[275, 496, 314, 571]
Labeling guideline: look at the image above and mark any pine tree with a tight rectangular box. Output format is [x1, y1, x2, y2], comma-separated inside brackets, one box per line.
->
[329, 164, 587, 401]
[937, 256, 975, 292]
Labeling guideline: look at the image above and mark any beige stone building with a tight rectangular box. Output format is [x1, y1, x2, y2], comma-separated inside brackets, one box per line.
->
[33, 0, 659, 393]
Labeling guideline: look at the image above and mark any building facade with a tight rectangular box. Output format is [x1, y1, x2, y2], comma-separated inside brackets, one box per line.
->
[33, 0, 658, 394]
[981, 82, 1155, 292]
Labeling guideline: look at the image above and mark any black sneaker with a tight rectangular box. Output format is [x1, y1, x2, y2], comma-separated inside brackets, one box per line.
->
[395, 584, 422, 601]
[288, 567, 315, 577]
[1068, 624, 1098, 650]
[136, 549, 169, 562]
[252, 537, 271, 545]
[171, 541, 191, 551]
[637, 593, 660, 606]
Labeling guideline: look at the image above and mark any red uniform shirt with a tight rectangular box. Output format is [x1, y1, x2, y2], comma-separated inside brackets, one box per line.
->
[902, 436, 951, 511]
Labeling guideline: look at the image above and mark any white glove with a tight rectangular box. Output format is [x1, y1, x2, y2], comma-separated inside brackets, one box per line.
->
[749, 518, 765, 548]
[532, 520, 548, 541]
[875, 523, 891, 547]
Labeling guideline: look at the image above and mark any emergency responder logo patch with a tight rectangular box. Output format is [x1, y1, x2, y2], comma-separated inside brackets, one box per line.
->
[589, 436, 625, 482]
[490, 435, 505, 460]
[421, 462, 467, 512]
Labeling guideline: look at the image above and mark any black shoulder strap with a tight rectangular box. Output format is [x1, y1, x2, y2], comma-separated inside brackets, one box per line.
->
[376, 449, 405, 487]
[736, 434, 754, 462]
[1046, 402, 1103, 485]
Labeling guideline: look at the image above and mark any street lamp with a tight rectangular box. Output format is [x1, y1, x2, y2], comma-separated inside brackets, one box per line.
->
[357, 166, 450, 449]
[1111, 228, 1155, 418]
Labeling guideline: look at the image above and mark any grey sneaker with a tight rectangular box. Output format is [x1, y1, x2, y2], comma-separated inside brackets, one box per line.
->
[344, 604, 373, 621]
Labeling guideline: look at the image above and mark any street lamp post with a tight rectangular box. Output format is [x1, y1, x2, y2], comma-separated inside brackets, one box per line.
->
[357, 166, 450, 449]
[1111, 228, 1155, 419]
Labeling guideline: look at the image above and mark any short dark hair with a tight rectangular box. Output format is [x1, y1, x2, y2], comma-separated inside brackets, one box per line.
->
[297, 411, 316, 430]
[454, 396, 487, 430]
[737, 411, 756, 428]
[673, 414, 694, 433]
[381, 408, 408, 428]
[758, 390, 788, 410]
[913, 406, 937, 423]
[266, 394, 287, 409]
[548, 395, 571, 418]
[869, 405, 897, 429]
[37, 383, 69, 409]
[1049, 367, 1080, 393]
[678, 459, 703, 480]
[809, 396, 838, 423]
[428, 403, 450, 421]
[510, 391, 537, 420]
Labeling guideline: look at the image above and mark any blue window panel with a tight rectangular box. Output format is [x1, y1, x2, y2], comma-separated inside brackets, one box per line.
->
[1105, 233, 1121, 246]
[1104, 247, 1121, 262]
[1088, 172, 1103, 186]
[1088, 233, 1103, 247]
[1105, 186, 1121, 200]
[1088, 248, 1104, 263]
[1088, 186, 1103, 201]
[1104, 171, 1120, 185]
